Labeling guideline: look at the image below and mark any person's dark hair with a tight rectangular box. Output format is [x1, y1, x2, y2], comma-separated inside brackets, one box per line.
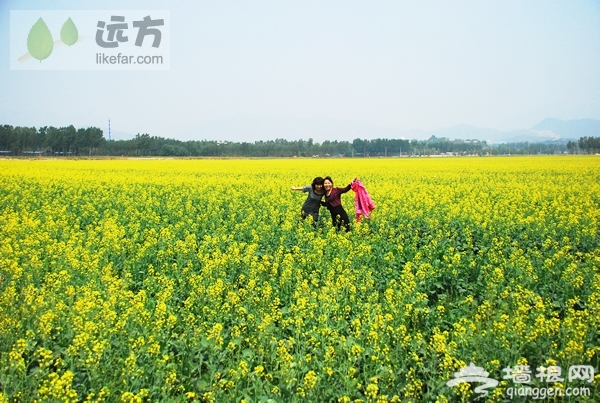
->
[311, 176, 325, 191]
[323, 176, 333, 185]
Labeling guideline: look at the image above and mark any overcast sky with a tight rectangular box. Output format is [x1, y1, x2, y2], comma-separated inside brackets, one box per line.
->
[2, 0, 599, 142]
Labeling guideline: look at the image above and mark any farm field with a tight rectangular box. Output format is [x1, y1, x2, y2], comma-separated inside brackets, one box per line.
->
[0, 156, 599, 402]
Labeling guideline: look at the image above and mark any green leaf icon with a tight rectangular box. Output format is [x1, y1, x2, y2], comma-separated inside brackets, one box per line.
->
[27, 18, 53, 61]
[60, 17, 78, 46]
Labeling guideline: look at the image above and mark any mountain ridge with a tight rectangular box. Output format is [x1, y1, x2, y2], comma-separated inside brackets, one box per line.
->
[422, 118, 600, 144]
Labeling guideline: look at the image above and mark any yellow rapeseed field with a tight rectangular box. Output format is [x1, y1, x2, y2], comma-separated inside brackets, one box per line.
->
[0, 156, 599, 402]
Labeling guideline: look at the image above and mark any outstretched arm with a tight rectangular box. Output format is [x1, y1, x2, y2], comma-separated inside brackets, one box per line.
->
[291, 186, 304, 191]
[341, 178, 359, 193]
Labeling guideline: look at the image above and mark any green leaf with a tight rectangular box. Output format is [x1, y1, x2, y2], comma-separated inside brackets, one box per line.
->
[60, 17, 78, 46]
[27, 17, 53, 61]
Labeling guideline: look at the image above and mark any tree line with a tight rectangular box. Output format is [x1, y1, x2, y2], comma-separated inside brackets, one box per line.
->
[1, 124, 598, 157]
[576, 137, 600, 154]
[0, 125, 104, 156]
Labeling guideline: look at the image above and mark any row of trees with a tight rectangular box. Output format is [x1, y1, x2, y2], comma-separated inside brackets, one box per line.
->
[0, 125, 105, 156]
[577, 137, 600, 153]
[0, 126, 481, 157]
[1, 124, 598, 157]
[74, 134, 490, 157]
[102, 135, 355, 157]
[495, 142, 569, 155]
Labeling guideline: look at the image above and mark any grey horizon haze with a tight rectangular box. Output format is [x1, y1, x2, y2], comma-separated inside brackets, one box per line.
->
[1, 0, 599, 143]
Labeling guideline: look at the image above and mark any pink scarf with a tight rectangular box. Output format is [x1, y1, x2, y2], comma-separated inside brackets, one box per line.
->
[351, 179, 375, 222]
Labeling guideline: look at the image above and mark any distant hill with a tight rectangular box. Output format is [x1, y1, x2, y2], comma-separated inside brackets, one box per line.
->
[417, 118, 600, 144]
[427, 125, 500, 142]
[530, 118, 600, 139]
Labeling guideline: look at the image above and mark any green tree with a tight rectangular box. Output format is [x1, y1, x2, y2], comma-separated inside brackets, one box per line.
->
[135, 133, 152, 156]
[0, 125, 14, 152]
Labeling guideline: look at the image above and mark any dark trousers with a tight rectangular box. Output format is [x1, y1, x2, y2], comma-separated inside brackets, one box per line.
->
[328, 205, 350, 231]
[301, 209, 318, 227]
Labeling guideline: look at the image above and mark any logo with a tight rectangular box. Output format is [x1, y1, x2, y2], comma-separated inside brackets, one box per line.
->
[446, 363, 499, 400]
[446, 362, 594, 401]
[10, 10, 170, 70]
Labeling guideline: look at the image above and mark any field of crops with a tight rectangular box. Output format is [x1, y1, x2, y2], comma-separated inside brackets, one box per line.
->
[0, 156, 599, 402]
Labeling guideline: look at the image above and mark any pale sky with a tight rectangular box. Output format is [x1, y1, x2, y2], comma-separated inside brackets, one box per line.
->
[1, 0, 599, 142]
